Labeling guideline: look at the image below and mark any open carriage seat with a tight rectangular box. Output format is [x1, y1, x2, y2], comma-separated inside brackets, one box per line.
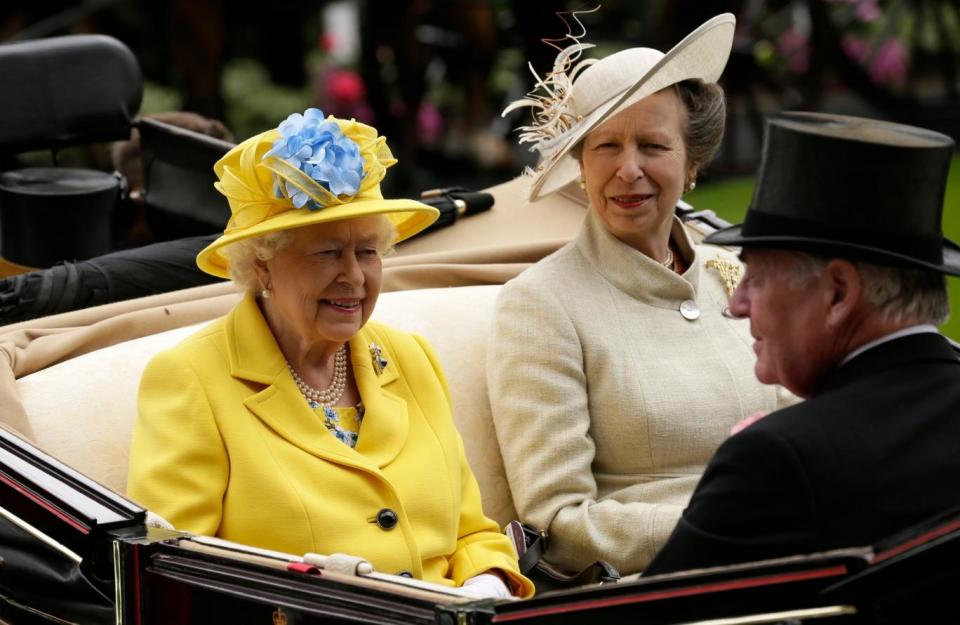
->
[0, 173, 602, 529]
[0, 175, 735, 563]
[1, 176, 957, 618]
[10, 282, 519, 527]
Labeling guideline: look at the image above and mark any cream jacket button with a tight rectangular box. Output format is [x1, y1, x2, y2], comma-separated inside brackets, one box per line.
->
[679, 299, 700, 321]
[376, 508, 398, 530]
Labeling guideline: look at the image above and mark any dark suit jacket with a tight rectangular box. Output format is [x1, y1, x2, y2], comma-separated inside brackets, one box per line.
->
[645, 332, 960, 575]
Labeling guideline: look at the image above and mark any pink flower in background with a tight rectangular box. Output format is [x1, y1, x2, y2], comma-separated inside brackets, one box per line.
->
[855, 0, 881, 22]
[869, 38, 908, 86]
[841, 35, 908, 87]
[319, 33, 336, 54]
[841, 34, 868, 61]
[417, 102, 444, 144]
[327, 69, 366, 106]
[316, 67, 374, 124]
[776, 26, 810, 74]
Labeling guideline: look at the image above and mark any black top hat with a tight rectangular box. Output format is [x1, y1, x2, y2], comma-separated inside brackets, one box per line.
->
[705, 112, 960, 275]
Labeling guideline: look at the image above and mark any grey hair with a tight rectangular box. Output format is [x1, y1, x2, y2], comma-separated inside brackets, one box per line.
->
[785, 251, 949, 325]
[221, 216, 398, 293]
[674, 79, 726, 171]
[222, 230, 295, 292]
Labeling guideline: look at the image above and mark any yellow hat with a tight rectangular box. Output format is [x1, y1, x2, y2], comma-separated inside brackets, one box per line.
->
[197, 110, 438, 279]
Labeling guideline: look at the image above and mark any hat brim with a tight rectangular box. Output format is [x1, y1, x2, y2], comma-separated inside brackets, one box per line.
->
[704, 224, 960, 277]
[529, 13, 736, 202]
[196, 199, 439, 279]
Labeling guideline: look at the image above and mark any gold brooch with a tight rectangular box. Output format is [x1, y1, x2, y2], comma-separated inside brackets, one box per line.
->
[369, 342, 388, 375]
[706, 258, 743, 297]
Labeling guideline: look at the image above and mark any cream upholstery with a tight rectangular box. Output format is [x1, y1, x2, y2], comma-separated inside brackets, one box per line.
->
[15, 284, 518, 528]
[17, 323, 201, 494]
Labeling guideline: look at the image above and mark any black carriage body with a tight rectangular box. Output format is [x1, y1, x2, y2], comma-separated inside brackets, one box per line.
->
[2, 425, 959, 625]
[0, 426, 461, 625]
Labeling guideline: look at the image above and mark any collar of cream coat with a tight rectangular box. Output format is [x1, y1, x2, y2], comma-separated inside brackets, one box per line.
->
[224, 292, 408, 472]
[575, 208, 702, 307]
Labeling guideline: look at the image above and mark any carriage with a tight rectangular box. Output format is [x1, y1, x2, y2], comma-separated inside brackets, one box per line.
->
[0, 33, 955, 625]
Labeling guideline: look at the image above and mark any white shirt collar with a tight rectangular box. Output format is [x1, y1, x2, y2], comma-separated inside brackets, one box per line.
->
[840, 324, 940, 367]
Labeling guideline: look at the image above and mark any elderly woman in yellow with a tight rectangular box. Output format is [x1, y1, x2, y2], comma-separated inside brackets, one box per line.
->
[127, 109, 533, 599]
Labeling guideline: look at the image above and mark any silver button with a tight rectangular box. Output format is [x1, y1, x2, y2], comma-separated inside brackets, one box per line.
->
[679, 299, 700, 321]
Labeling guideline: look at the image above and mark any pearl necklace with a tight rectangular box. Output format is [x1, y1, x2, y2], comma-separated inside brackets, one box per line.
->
[659, 248, 674, 268]
[287, 345, 348, 407]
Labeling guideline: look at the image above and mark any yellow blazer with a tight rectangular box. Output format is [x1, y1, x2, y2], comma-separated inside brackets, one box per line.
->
[128, 293, 532, 597]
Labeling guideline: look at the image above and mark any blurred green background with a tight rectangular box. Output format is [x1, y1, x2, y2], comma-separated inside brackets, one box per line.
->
[689, 156, 960, 339]
[4, 0, 960, 329]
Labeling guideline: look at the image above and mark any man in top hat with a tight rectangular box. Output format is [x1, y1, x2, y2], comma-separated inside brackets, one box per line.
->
[643, 111, 960, 575]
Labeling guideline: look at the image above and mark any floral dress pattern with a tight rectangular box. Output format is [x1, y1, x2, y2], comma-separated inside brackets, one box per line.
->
[307, 400, 364, 448]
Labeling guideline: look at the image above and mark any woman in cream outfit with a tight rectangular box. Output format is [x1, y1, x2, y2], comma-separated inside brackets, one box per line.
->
[488, 14, 791, 577]
[128, 110, 533, 598]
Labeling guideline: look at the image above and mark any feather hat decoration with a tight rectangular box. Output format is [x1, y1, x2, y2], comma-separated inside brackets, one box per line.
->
[501, 8, 599, 160]
[503, 11, 737, 202]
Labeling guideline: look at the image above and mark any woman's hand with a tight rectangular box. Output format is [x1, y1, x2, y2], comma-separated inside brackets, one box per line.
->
[460, 572, 511, 599]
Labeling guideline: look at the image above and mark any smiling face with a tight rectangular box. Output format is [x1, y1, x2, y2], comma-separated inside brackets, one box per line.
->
[254, 216, 385, 350]
[579, 88, 695, 257]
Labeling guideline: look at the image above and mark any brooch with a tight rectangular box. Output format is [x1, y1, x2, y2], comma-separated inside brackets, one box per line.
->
[369, 342, 388, 375]
[706, 258, 743, 297]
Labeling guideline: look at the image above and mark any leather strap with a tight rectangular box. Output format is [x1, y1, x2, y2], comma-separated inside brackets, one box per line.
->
[504, 520, 620, 585]
[518, 529, 547, 575]
[504, 520, 548, 574]
[536, 558, 621, 586]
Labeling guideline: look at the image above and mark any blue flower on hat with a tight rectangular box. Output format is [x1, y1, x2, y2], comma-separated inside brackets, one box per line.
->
[264, 108, 365, 209]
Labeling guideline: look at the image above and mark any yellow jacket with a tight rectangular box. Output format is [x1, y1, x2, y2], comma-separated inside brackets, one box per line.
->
[128, 293, 532, 597]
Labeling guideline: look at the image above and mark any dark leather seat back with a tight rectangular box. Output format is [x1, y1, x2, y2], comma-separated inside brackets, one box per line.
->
[0, 35, 141, 271]
[0, 34, 142, 154]
[138, 117, 233, 237]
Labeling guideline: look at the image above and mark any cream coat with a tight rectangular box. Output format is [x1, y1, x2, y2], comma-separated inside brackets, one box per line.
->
[488, 211, 789, 575]
[128, 293, 533, 597]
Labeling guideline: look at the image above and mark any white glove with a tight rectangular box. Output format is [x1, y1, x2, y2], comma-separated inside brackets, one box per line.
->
[145, 511, 175, 530]
[460, 573, 511, 599]
[303, 552, 374, 575]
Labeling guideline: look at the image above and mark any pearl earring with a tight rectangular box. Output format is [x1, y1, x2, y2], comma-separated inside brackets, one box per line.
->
[260, 288, 272, 299]
[688, 180, 696, 192]
[579, 178, 587, 190]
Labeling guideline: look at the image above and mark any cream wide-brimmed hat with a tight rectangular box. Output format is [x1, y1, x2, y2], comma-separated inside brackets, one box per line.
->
[197, 109, 438, 279]
[505, 13, 735, 202]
